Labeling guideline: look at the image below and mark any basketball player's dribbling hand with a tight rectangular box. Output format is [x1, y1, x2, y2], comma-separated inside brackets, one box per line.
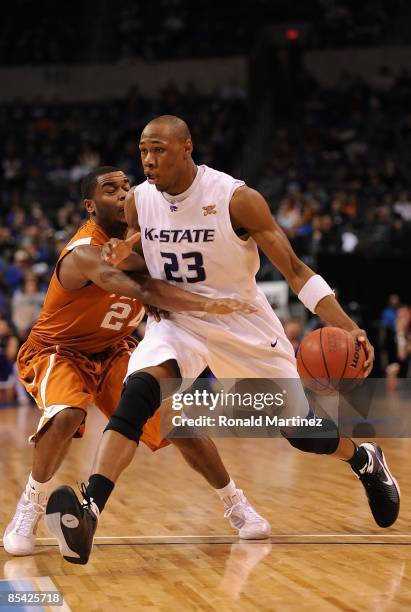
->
[205, 299, 257, 315]
[102, 233, 141, 266]
[349, 328, 375, 377]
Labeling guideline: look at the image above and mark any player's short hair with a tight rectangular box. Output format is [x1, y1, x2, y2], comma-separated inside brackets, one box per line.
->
[81, 166, 122, 199]
[144, 115, 191, 141]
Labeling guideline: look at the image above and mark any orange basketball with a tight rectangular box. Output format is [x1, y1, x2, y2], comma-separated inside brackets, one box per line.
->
[296, 327, 366, 394]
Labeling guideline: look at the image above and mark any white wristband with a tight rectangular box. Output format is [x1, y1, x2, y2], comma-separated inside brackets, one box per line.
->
[298, 274, 334, 313]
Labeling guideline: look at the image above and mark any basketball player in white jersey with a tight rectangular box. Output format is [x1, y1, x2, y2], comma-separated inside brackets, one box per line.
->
[46, 116, 400, 564]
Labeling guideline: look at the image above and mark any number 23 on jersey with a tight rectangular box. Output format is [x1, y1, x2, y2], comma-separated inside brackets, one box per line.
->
[161, 251, 206, 283]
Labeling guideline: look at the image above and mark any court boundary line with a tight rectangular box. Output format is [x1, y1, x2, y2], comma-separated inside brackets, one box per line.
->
[2, 542, 410, 550]
[5, 541, 410, 548]
[27, 533, 411, 542]
[2, 533, 410, 549]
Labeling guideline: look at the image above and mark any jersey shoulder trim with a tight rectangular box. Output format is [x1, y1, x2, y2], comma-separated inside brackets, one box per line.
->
[65, 221, 109, 250]
[58, 221, 109, 264]
[66, 236, 93, 251]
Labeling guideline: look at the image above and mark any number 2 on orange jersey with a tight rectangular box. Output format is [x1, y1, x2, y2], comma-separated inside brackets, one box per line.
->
[100, 302, 144, 331]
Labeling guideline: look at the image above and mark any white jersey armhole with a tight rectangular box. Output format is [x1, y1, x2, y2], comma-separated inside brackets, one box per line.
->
[134, 184, 139, 215]
[225, 181, 254, 247]
[133, 184, 144, 229]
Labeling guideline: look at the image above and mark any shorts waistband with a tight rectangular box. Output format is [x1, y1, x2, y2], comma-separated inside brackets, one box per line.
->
[24, 335, 136, 359]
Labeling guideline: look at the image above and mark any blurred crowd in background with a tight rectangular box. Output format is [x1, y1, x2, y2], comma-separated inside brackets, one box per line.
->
[257, 67, 411, 260]
[0, 0, 408, 65]
[0, 82, 247, 213]
[4, 67, 411, 264]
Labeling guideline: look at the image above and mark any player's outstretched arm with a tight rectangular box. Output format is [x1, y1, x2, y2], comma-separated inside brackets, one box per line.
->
[229, 186, 374, 374]
[65, 245, 256, 315]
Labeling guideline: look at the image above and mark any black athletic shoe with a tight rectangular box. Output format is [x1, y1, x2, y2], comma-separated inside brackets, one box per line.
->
[354, 443, 400, 528]
[45, 485, 99, 565]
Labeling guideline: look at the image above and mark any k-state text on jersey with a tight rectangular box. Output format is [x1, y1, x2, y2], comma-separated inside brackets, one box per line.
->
[144, 228, 215, 243]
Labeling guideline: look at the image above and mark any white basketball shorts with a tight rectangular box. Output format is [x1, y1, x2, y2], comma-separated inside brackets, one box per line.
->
[126, 292, 311, 418]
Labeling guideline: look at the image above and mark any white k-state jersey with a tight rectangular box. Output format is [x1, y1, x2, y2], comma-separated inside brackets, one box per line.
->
[135, 164, 261, 301]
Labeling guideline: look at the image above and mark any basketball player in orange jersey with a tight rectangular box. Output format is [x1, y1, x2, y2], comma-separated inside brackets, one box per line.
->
[3, 166, 271, 557]
[47, 117, 399, 565]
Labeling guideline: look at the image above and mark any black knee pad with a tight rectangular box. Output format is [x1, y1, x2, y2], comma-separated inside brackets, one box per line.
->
[104, 372, 161, 443]
[281, 416, 340, 455]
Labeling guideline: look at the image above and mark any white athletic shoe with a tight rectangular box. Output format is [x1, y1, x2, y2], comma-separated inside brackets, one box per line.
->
[224, 490, 271, 540]
[3, 492, 45, 556]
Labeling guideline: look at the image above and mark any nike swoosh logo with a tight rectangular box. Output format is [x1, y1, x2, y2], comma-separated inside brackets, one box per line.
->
[271, 338, 278, 348]
[62, 513, 80, 528]
[378, 457, 394, 486]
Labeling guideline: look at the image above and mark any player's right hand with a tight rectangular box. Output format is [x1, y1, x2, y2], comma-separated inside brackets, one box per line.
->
[102, 232, 141, 266]
[349, 328, 375, 378]
[204, 298, 257, 314]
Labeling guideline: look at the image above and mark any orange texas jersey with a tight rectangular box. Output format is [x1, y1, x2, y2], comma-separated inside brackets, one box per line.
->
[29, 220, 144, 354]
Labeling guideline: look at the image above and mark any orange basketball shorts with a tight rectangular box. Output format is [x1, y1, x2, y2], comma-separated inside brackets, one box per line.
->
[17, 337, 169, 451]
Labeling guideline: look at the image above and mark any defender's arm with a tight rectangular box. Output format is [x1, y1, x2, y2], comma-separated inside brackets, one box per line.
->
[59, 244, 256, 314]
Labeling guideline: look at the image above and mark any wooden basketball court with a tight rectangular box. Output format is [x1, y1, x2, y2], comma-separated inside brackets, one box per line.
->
[1, 403, 410, 611]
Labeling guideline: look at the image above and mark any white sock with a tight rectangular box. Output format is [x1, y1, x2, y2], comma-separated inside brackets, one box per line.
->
[25, 473, 53, 505]
[216, 478, 240, 506]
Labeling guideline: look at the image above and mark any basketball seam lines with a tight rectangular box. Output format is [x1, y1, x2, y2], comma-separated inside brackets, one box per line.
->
[319, 327, 331, 387]
[338, 332, 350, 387]
[298, 343, 329, 390]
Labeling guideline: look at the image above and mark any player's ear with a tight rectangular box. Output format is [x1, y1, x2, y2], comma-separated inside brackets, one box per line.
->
[183, 138, 193, 159]
[84, 198, 96, 216]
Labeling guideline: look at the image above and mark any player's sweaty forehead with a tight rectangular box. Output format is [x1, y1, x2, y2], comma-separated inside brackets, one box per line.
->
[140, 121, 188, 145]
[96, 172, 129, 188]
[139, 127, 173, 146]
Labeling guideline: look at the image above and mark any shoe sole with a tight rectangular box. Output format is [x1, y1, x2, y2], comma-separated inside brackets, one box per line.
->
[45, 487, 84, 564]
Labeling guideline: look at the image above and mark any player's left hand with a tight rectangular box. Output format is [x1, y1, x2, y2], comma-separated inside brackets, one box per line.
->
[350, 328, 374, 377]
[146, 305, 170, 322]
